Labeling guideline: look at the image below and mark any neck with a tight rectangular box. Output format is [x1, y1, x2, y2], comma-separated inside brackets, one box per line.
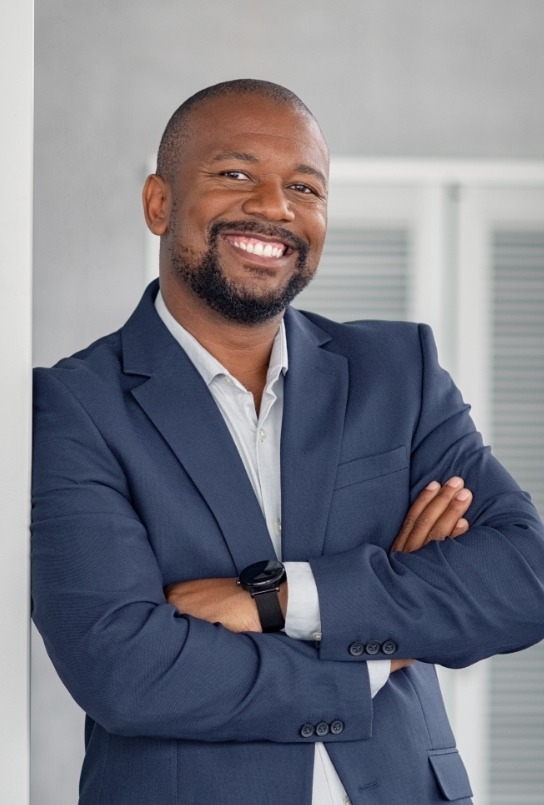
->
[161, 278, 283, 413]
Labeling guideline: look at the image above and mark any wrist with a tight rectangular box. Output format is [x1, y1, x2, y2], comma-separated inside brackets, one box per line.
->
[237, 560, 286, 632]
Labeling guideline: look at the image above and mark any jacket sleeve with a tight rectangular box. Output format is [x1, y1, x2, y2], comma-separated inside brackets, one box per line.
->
[310, 323, 544, 669]
[31, 368, 372, 742]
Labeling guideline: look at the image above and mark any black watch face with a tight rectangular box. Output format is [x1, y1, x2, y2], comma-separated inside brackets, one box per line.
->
[239, 560, 285, 589]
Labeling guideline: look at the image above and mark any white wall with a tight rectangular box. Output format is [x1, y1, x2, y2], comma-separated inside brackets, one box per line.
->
[0, 1, 33, 803]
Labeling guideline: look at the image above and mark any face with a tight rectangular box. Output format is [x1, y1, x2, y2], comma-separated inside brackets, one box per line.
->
[160, 94, 329, 324]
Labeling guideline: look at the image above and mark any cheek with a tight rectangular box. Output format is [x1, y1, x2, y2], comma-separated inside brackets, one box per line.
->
[308, 215, 327, 263]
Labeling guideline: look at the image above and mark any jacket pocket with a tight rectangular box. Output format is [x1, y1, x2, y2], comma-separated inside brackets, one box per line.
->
[428, 748, 473, 801]
[334, 445, 407, 490]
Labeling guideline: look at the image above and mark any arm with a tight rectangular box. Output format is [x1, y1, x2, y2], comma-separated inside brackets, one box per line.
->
[165, 477, 474, 631]
[311, 324, 544, 668]
[165, 476, 474, 679]
[31, 368, 372, 743]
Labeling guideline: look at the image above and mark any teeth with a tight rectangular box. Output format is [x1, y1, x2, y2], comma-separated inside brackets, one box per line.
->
[231, 238, 285, 259]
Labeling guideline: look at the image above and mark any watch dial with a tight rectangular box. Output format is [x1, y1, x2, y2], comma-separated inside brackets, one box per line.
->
[240, 559, 284, 588]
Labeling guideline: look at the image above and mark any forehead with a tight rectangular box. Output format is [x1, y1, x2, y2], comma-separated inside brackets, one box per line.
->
[180, 94, 329, 177]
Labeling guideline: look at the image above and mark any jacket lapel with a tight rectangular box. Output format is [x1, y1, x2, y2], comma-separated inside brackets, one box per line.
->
[280, 308, 349, 561]
[121, 282, 275, 572]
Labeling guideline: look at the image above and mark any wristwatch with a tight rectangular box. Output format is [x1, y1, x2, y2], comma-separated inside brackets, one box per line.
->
[237, 559, 286, 632]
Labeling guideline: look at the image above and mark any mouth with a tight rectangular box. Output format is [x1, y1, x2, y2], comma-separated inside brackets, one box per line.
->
[222, 233, 294, 261]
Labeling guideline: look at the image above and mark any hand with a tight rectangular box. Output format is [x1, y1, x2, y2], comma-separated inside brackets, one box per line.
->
[388, 477, 472, 673]
[390, 476, 473, 555]
[165, 577, 264, 633]
[391, 658, 414, 672]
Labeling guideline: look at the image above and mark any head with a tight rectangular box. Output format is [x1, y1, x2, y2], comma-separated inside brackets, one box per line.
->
[143, 79, 329, 326]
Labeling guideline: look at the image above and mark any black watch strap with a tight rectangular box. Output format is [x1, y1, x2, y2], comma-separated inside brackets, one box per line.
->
[252, 589, 285, 633]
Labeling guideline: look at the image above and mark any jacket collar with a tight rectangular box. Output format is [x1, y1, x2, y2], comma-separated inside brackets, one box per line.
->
[121, 281, 348, 565]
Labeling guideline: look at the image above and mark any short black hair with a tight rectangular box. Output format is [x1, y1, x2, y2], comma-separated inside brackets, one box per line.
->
[156, 78, 319, 182]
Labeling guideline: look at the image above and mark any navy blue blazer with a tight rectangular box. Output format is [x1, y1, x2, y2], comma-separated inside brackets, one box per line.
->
[32, 280, 544, 804]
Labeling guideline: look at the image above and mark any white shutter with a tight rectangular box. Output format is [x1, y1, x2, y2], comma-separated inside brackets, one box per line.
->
[294, 226, 411, 321]
[488, 228, 544, 805]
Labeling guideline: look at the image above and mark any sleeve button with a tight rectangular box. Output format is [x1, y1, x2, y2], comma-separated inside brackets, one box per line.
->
[331, 719, 344, 735]
[382, 640, 398, 655]
[300, 723, 315, 738]
[316, 721, 329, 737]
[365, 640, 380, 655]
[349, 641, 365, 656]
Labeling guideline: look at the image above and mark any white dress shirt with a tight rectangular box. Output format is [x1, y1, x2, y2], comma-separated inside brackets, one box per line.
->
[155, 291, 389, 805]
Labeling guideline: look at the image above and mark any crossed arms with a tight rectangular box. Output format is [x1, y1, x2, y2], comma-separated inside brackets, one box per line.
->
[165, 476, 474, 674]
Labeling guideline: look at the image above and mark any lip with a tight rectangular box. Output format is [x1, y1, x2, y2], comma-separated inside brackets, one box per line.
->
[220, 232, 297, 267]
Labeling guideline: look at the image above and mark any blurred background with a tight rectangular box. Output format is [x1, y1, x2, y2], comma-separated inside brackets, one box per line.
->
[32, 2, 544, 803]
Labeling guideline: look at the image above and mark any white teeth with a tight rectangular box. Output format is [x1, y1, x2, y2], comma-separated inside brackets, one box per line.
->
[231, 239, 285, 258]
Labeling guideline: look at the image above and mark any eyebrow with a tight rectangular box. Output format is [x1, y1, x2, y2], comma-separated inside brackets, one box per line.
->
[211, 152, 327, 187]
[212, 151, 259, 164]
[294, 163, 328, 188]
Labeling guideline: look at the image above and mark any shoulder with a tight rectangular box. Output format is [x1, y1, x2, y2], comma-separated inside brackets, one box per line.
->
[291, 307, 431, 360]
[34, 329, 123, 382]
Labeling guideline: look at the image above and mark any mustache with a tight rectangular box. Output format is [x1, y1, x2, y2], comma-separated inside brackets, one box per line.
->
[209, 220, 308, 255]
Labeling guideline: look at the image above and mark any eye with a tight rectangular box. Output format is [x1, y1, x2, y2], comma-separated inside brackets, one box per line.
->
[289, 182, 319, 196]
[220, 170, 250, 181]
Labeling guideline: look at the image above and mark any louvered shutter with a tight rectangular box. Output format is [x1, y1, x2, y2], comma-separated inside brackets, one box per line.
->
[294, 226, 411, 321]
[488, 229, 544, 805]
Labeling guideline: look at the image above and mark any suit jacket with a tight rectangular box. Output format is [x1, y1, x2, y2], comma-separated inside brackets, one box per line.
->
[32, 280, 544, 804]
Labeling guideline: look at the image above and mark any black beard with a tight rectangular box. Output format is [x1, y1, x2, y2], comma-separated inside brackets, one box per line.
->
[169, 221, 314, 325]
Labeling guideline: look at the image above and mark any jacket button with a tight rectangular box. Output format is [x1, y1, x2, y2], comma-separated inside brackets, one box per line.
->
[331, 720, 344, 735]
[365, 640, 380, 655]
[300, 723, 315, 738]
[316, 721, 329, 737]
[382, 640, 398, 655]
[349, 641, 364, 656]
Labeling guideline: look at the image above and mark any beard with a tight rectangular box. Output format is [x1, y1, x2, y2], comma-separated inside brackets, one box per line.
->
[169, 220, 315, 325]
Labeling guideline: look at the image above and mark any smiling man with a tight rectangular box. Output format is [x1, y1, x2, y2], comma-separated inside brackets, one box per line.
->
[32, 80, 544, 805]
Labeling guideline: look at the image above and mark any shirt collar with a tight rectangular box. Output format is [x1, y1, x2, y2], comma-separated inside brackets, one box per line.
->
[154, 289, 288, 388]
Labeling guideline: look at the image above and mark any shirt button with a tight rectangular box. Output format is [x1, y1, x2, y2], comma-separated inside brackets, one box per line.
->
[330, 720, 344, 735]
[259, 428, 266, 441]
[315, 721, 329, 737]
[382, 640, 398, 655]
[365, 641, 381, 655]
[300, 723, 314, 738]
[349, 641, 364, 657]
[311, 631, 322, 641]
[224, 377, 233, 385]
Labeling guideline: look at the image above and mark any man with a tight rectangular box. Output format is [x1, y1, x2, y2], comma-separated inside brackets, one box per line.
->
[32, 79, 544, 805]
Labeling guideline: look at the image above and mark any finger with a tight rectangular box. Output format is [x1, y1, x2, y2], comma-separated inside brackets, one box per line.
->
[450, 517, 470, 538]
[391, 658, 414, 673]
[401, 478, 471, 553]
[390, 481, 442, 553]
[419, 488, 473, 547]
[404, 476, 464, 551]
[394, 477, 464, 553]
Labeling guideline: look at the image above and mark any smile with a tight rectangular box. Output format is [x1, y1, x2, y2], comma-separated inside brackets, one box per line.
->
[223, 234, 290, 260]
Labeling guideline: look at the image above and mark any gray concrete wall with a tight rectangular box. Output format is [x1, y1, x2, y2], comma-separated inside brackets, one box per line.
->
[32, 2, 544, 803]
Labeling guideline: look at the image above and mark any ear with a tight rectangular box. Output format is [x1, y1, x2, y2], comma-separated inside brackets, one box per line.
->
[142, 174, 170, 235]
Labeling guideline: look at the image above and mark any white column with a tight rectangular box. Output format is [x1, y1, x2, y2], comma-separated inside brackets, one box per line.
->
[0, 1, 33, 803]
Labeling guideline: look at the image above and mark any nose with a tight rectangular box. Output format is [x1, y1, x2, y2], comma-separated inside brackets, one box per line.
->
[241, 176, 295, 223]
